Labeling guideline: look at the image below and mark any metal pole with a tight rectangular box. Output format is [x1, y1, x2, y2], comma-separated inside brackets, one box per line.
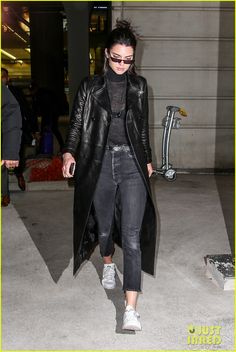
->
[165, 109, 175, 169]
[162, 109, 171, 166]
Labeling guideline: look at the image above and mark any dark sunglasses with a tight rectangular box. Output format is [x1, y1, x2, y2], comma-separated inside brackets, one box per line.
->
[109, 55, 134, 65]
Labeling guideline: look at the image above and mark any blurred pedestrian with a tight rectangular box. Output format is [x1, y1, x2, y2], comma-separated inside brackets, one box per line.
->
[1, 84, 22, 206]
[1, 68, 39, 191]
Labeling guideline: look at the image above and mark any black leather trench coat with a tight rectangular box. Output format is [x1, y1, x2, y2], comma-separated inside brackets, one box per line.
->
[64, 72, 157, 276]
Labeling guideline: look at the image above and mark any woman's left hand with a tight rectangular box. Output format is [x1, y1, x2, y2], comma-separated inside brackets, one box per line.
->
[147, 163, 153, 178]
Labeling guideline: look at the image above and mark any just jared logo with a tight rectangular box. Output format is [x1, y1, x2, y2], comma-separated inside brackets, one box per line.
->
[187, 324, 222, 345]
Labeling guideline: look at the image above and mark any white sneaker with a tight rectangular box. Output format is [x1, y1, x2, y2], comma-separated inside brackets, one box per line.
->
[122, 305, 142, 331]
[102, 263, 116, 289]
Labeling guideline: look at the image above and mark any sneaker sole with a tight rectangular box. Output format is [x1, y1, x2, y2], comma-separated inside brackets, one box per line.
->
[122, 324, 142, 331]
[102, 282, 116, 290]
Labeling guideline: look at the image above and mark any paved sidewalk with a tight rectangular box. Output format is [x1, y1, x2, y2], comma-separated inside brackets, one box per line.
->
[2, 175, 234, 350]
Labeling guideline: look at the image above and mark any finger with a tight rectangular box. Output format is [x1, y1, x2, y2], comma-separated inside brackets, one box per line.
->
[66, 161, 73, 176]
[66, 166, 73, 178]
[7, 160, 16, 166]
[62, 167, 68, 178]
[63, 158, 76, 177]
[62, 165, 72, 178]
[64, 172, 72, 178]
[10, 163, 17, 168]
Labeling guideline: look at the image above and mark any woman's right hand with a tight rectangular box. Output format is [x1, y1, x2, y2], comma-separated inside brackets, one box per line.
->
[62, 152, 76, 178]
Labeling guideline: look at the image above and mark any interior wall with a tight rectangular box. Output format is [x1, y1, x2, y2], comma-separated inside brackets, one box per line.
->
[112, 1, 234, 170]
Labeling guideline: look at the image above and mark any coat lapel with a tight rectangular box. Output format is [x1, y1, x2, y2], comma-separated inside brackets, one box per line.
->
[126, 74, 142, 111]
[92, 76, 112, 114]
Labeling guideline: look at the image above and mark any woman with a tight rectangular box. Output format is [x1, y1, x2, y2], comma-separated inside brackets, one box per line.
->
[62, 20, 157, 331]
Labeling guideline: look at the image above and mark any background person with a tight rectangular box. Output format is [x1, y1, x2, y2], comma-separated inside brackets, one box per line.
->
[1, 84, 22, 206]
[1, 68, 39, 191]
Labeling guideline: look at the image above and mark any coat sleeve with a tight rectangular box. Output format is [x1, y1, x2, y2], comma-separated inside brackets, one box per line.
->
[63, 77, 90, 156]
[1, 85, 22, 160]
[141, 79, 152, 164]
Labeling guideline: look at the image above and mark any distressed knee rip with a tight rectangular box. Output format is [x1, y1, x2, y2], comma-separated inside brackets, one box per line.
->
[122, 228, 141, 251]
[99, 231, 110, 238]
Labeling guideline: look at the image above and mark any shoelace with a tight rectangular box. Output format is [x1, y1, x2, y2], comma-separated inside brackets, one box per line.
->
[103, 266, 115, 281]
[125, 309, 140, 319]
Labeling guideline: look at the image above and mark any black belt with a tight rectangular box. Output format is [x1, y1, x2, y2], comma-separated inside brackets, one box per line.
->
[106, 144, 131, 151]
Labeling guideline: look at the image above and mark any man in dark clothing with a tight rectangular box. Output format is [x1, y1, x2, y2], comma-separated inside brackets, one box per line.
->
[1, 84, 22, 206]
[1, 68, 39, 190]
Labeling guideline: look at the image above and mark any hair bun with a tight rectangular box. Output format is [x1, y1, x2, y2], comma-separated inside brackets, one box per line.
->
[115, 19, 132, 31]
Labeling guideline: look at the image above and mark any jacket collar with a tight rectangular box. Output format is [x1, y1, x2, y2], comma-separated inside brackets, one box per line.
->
[92, 73, 141, 113]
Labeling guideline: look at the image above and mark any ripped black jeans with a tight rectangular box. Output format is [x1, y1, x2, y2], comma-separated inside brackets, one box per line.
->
[93, 145, 147, 292]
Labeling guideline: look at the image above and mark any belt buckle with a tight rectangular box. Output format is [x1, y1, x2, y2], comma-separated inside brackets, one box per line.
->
[107, 144, 130, 151]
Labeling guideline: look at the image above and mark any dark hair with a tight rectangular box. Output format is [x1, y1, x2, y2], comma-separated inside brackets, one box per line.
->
[104, 19, 138, 74]
[1, 67, 9, 75]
